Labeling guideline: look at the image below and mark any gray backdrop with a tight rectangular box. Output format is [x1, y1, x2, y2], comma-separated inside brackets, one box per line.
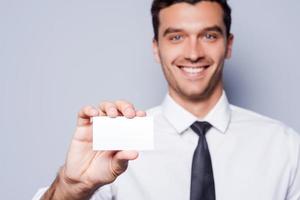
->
[0, 0, 299, 199]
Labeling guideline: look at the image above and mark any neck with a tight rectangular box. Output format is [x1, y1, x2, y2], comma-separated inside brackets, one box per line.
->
[169, 83, 223, 119]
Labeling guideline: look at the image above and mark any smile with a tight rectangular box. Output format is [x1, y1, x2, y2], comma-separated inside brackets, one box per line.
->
[178, 65, 210, 78]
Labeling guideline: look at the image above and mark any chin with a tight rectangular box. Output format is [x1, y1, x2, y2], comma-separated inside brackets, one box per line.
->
[186, 93, 210, 102]
[179, 90, 210, 102]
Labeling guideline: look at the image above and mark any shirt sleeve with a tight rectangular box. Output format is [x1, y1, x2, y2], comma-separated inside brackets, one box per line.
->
[32, 185, 114, 200]
[32, 187, 48, 200]
[285, 128, 300, 200]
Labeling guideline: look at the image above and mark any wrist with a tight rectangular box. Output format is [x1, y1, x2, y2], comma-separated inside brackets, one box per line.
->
[42, 167, 97, 200]
[54, 167, 96, 200]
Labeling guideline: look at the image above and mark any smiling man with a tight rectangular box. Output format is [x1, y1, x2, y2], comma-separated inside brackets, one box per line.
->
[34, 1, 300, 200]
[152, 1, 233, 118]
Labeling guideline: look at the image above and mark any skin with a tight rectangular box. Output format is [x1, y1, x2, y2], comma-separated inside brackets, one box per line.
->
[42, 102, 146, 200]
[42, 2, 234, 199]
[153, 2, 233, 118]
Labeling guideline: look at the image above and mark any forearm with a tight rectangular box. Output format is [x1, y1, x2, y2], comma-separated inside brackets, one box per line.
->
[41, 168, 95, 200]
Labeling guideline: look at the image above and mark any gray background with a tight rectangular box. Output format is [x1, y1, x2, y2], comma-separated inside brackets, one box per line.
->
[0, 0, 299, 199]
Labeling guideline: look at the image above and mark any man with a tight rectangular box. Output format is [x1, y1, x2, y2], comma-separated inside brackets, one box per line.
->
[33, 0, 300, 199]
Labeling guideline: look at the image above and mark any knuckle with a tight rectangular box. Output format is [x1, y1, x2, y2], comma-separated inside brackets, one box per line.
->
[106, 104, 117, 111]
[84, 105, 93, 110]
[110, 162, 127, 178]
[115, 100, 133, 107]
[78, 105, 90, 114]
[99, 101, 114, 110]
[98, 101, 108, 107]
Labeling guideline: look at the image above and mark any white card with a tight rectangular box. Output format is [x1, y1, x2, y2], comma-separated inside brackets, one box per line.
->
[92, 116, 154, 150]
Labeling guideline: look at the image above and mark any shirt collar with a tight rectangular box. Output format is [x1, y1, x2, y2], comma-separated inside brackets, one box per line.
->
[161, 91, 231, 135]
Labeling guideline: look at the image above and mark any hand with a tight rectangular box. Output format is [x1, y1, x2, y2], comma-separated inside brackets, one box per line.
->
[45, 101, 146, 200]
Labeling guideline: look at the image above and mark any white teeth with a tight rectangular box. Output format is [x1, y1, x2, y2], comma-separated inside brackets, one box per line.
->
[181, 67, 204, 74]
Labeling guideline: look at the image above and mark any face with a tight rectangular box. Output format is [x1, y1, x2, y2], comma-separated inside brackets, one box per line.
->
[153, 2, 233, 103]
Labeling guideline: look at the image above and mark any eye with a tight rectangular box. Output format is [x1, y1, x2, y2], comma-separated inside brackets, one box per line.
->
[170, 34, 184, 42]
[204, 33, 218, 41]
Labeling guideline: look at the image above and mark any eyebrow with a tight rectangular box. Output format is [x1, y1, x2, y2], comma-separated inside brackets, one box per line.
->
[203, 26, 224, 35]
[163, 28, 184, 37]
[162, 25, 225, 37]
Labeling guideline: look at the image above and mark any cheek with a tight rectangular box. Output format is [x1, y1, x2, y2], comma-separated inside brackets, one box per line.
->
[205, 43, 227, 62]
[159, 44, 184, 64]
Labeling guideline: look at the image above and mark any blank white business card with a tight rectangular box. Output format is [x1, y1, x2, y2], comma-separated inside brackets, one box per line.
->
[92, 116, 154, 150]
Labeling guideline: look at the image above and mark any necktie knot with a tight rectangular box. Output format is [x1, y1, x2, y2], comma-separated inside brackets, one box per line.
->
[191, 121, 212, 136]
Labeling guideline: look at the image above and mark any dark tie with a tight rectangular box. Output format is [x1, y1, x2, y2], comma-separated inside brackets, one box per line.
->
[190, 121, 215, 200]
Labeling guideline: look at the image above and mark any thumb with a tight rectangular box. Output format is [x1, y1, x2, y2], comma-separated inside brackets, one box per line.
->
[110, 151, 139, 177]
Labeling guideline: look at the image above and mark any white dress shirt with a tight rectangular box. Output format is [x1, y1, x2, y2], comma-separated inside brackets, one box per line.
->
[33, 91, 300, 200]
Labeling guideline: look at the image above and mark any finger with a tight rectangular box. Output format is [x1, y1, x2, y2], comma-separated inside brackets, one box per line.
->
[110, 151, 139, 177]
[77, 106, 98, 126]
[115, 100, 136, 118]
[99, 101, 119, 118]
[136, 110, 146, 117]
[97, 108, 106, 116]
[115, 150, 139, 161]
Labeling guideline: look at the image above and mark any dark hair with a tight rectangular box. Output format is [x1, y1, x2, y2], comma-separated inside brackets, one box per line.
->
[151, 0, 232, 41]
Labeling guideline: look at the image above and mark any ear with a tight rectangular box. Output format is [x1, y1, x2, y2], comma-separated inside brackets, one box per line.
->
[152, 39, 161, 64]
[225, 34, 234, 59]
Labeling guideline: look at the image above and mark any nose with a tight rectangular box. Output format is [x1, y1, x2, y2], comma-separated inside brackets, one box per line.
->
[184, 37, 204, 63]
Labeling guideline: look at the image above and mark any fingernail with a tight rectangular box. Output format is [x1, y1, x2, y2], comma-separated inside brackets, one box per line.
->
[125, 108, 135, 117]
[137, 110, 146, 116]
[109, 108, 117, 116]
[92, 109, 98, 115]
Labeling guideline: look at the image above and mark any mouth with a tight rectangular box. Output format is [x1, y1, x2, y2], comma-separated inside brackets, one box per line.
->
[177, 65, 210, 78]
